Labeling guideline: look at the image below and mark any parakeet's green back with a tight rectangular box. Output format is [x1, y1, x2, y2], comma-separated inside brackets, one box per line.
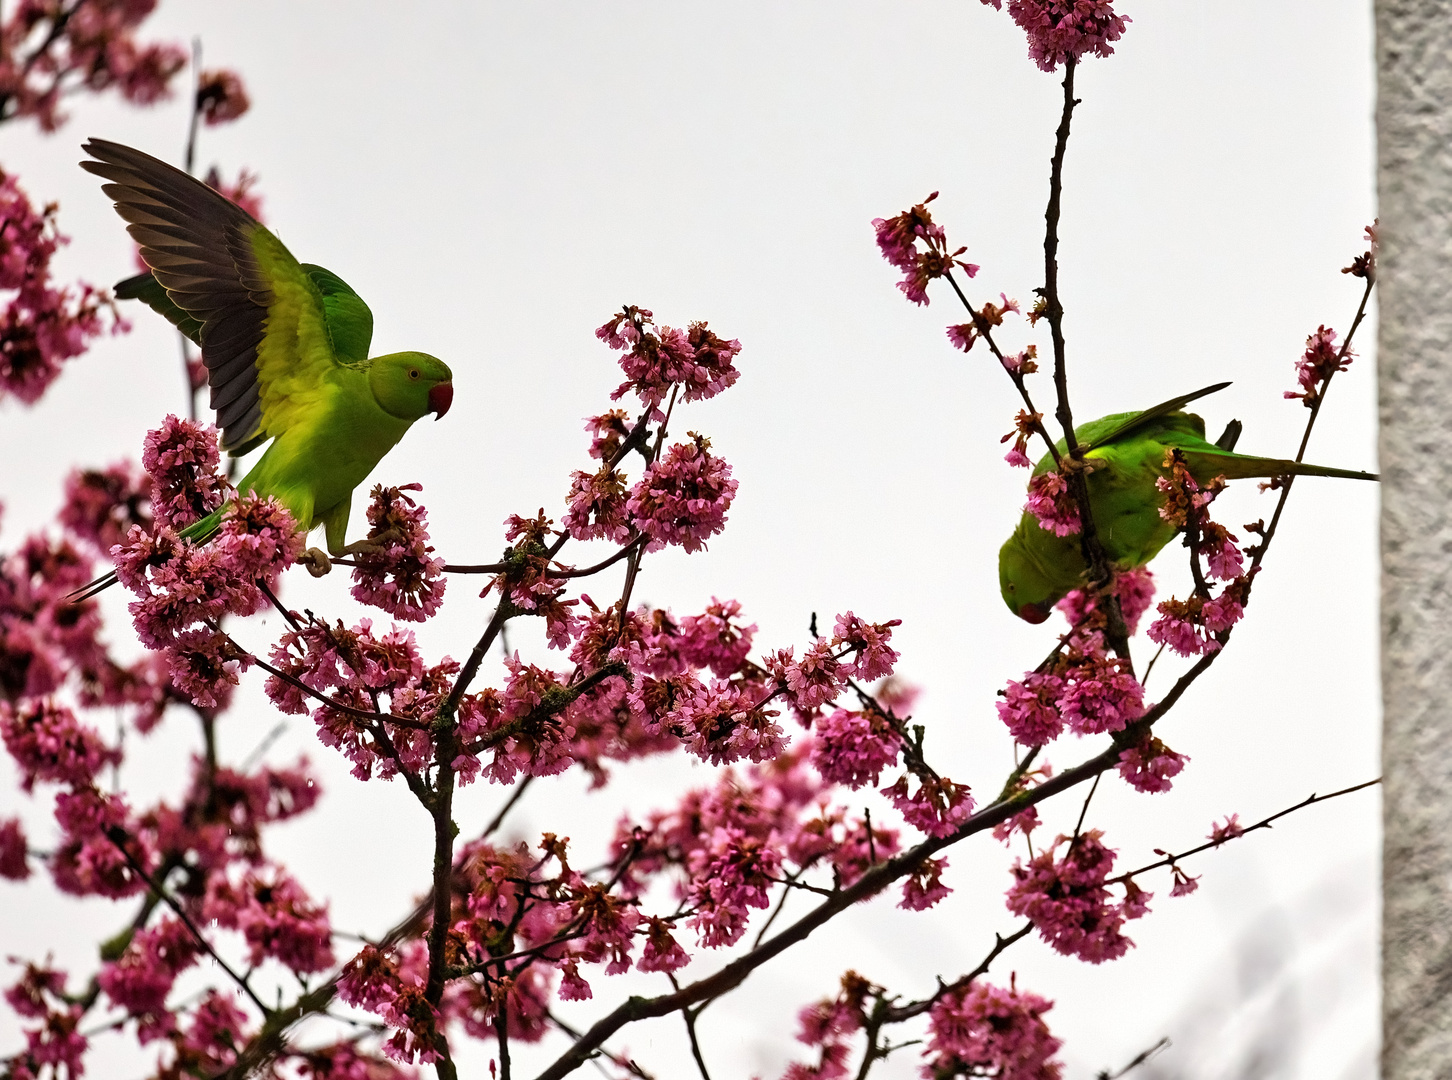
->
[998, 385, 1376, 621]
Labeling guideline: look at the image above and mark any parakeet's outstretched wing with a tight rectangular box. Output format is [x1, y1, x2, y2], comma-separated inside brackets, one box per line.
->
[82, 139, 373, 455]
[114, 271, 204, 343]
[1083, 382, 1232, 452]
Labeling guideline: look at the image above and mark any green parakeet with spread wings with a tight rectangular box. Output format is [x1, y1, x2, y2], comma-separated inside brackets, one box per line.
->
[73, 139, 453, 598]
[999, 383, 1377, 623]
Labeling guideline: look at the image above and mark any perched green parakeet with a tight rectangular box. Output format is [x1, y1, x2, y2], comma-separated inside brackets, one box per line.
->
[74, 139, 453, 597]
[998, 383, 1377, 623]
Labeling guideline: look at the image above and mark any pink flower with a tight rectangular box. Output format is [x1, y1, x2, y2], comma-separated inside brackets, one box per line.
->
[883, 773, 974, 838]
[202, 166, 266, 221]
[1024, 470, 1080, 536]
[1286, 324, 1352, 407]
[1, 698, 119, 791]
[205, 868, 335, 974]
[349, 484, 447, 622]
[923, 978, 1063, 1080]
[872, 194, 979, 306]
[1202, 524, 1245, 581]
[1116, 738, 1187, 794]
[163, 628, 251, 710]
[583, 408, 633, 461]
[0, 170, 125, 405]
[679, 598, 756, 677]
[140, 415, 227, 530]
[687, 827, 782, 948]
[338, 945, 402, 1013]
[980, 0, 1129, 72]
[637, 918, 690, 973]
[1170, 866, 1201, 897]
[98, 917, 199, 1025]
[812, 708, 900, 788]
[1057, 656, 1143, 736]
[0, 817, 30, 880]
[901, 857, 951, 910]
[663, 679, 785, 766]
[627, 435, 738, 553]
[1006, 830, 1133, 963]
[993, 805, 1041, 845]
[831, 612, 901, 681]
[59, 462, 152, 553]
[997, 672, 1064, 746]
[50, 788, 154, 898]
[770, 639, 847, 712]
[196, 68, 250, 124]
[1209, 814, 1245, 846]
[1055, 567, 1156, 635]
[563, 464, 632, 543]
[600, 307, 742, 412]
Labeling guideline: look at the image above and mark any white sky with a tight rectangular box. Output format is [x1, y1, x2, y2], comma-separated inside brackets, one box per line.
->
[0, 3, 1379, 1078]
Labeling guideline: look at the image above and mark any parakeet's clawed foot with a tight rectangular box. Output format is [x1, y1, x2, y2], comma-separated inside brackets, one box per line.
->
[301, 547, 333, 577]
[336, 528, 404, 558]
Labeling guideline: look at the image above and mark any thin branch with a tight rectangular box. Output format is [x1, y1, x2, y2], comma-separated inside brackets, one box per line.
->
[1096, 1036, 1171, 1080]
[103, 830, 271, 1017]
[879, 922, 1033, 1024]
[444, 534, 644, 578]
[1109, 777, 1381, 884]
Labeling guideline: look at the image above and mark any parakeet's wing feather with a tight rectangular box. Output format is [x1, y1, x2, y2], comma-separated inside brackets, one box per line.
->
[81, 139, 362, 454]
[114, 271, 204, 343]
[301, 263, 374, 366]
[1083, 381, 1233, 452]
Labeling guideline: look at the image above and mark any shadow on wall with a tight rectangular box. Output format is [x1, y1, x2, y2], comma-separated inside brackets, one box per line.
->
[1101, 858, 1376, 1080]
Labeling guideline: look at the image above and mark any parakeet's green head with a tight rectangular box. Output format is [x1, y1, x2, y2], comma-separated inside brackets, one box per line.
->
[999, 535, 1061, 624]
[370, 351, 454, 421]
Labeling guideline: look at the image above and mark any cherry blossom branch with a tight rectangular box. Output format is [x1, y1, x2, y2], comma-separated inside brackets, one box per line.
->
[1108, 777, 1381, 884]
[441, 533, 644, 578]
[850, 922, 1033, 1080]
[102, 828, 272, 1017]
[1247, 272, 1375, 580]
[877, 923, 1034, 1028]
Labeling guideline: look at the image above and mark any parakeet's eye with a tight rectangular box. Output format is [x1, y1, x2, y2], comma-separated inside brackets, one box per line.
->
[408, 368, 420, 380]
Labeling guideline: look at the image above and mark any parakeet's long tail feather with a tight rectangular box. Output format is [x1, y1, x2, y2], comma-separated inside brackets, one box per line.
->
[64, 509, 227, 606]
[1180, 450, 1378, 483]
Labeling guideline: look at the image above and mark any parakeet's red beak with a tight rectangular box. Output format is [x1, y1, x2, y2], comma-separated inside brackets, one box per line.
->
[1018, 602, 1050, 624]
[429, 382, 453, 419]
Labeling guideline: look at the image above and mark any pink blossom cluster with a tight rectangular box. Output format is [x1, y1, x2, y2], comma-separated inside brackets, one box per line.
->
[627, 434, 738, 553]
[349, 483, 447, 621]
[265, 616, 454, 782]
[195, 68, 250, 125]
[58, 461, 152, 554]
[1023, 468, 1080, 535]
[0, 0, 189, 130]
[947, 293, 1021, 355]
[780, 973, 872, 1079]
[1002, 405, 1044, 469]
[997, 654, 1144, 746]
[139, 415, 227, 529]
[0, 168, 123, 404]
[4, 962, 87, 1080]
[923, 978, 1064, 1080]
[873, 192, 979, 305]
[1116, 736, 1187, 794]
[1286, 323, 1353, 408]
[1006, 830, 1146, 962]
[978, 0, 1129, 72]
[597, 306, 741, 413]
